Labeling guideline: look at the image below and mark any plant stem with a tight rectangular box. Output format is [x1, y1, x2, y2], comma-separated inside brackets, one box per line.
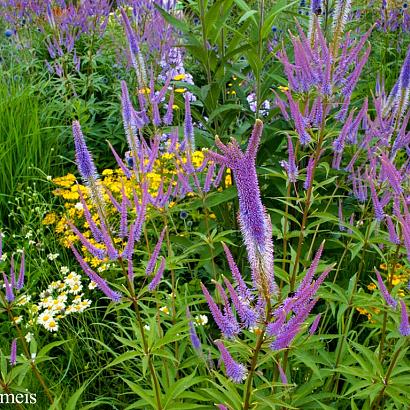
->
[243, 328, 266, 410]
[118, 259, 163, 410]
[371, 341, 406, 410]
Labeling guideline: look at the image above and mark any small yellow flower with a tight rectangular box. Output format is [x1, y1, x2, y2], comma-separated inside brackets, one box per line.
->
[173, 73, 186, 81]
[42, 213, 57, 225]
[175, 88, 186, 93]
[160, 306, 170, 315]
[356, 307, 368, 315]
[278, 85, 289, 92]
[367, 283, 376, 291]
[379, 263, 388, 271]
[139, 87, 150, 94]
[102, 169, 114, 176]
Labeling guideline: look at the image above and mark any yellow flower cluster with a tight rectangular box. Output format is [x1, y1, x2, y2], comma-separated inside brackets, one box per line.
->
[42, 149, 224, 267]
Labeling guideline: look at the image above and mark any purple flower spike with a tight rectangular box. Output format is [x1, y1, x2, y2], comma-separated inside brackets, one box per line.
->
[72, 121, 98, 182]
[16, 252, 25, 290]
[223, 277, 257, 328]
[309, 313, 321, 335]
[201, 283, 239, 339]
[163, 91, 174, 125]
[187, 307, 201, 350]
[3, 273, 14, 303]
[10, 255, 15, 289]
[70, 245, 121, 302]
[304, 156, 315, 190]
[184, 93, 195, 150]
[280, 135, 298, 183]
[399, 300, 410, 336]
[367, 173, 385, 222]
[295, 241, 324, 296]
[214, 340, 247, 383]
[148, 256, 166, 291]
[146, 228, 166, 275]
[375, 269, 397, 309]
[386, 215, 400, 245]
[121, 80, 140, 153]
[205, 120, 276, 296]
[285, 91, 311, 145]
[10, 339, 17, 366]
[222, 243, 252, 300]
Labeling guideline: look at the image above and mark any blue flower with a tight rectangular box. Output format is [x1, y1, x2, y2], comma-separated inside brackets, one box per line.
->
[179, 211, 188, 220]
[4, 29, 13, 38]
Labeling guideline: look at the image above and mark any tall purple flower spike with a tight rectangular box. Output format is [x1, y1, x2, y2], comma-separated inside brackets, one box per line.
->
[70, 244, 122, 302]
[10, 339, 17, 366]
[214, 340, 247, 383]
[375, 269, 397, 309]
[186, 307, 201, 350]
[148, 256, 166, 291]
[72, 121, 97, 182]
[280, 134, 298, 183]
[399, 300, 410, 336]
[205, 120, 276, 297]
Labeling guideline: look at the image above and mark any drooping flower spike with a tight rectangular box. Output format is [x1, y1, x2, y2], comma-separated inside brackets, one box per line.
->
[214, 340, 247, 383]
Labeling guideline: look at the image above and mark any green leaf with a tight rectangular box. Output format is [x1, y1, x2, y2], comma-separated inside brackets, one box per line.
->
[207, 103, 243, 123]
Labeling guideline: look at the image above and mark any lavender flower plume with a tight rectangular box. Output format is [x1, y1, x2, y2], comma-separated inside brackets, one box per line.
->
[222, 243, 251, 300]
[311, 0, 322, 15]
[119, 186, 128, 239]
[163, 91, 174, 125]
[16, 252, 25, 290]
[186, 307, 201, 350]
[72, 121, 97, 182]
[3, 273, 14, 303]
[367, 173, 385, 222]
[205, 120, 276, 297]
[399, 300, 410, 336]
[332, 0, 352, 37]
[341, 47, 371, 98]
[286, 91, 311, 145]
[121, 80, 140, 153]
[203, 162, 216, 193]
[223, 277, 257, 328]
[10, 339, 17, 366]
[338, 200, 346, 231]
[386, 215, 400, 245]
[214, 340, 247, 383]
[184, 93, 195, 150]
[380, 152, 403, 195]
[395, 46, 410, 118]
[201, 283, 239, 339]
[148, 256, 166, 291]
[375, 269, 397, 309]
[108, 142, 131, 179]
[70, 244, 121, 302]
[304, 156, 315, 190]
[10, 255, 15, 289]
[295, 241, 324, 296]
[68, 221, 107, 260]
[309, 313, 321, 335]
[280, 135, 298, 183]
[146, 229, 166, 275]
